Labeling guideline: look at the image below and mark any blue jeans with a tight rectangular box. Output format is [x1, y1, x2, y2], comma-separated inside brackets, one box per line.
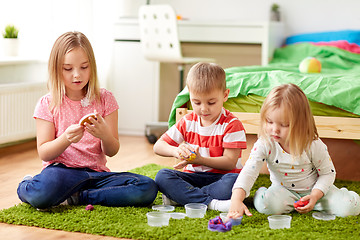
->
[154, 168, 238, 206]
[17, 163, 158, 209]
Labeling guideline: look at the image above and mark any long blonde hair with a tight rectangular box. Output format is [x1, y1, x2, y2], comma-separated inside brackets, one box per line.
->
[186, 62, 226, 94]
[48, 31, 100, 110]
[259, 83, 318, 156]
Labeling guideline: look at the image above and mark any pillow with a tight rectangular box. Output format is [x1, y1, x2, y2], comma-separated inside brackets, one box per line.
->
[285, 30, 360, 45]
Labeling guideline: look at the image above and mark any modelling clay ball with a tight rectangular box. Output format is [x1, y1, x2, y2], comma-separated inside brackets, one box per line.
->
[208, 216, 232, 232]
[180, 151, 196, 161]
[187, 151, 196, 161]
[299, 57, 321, 73]
[294, 200, 309, 208]
[86, 204, 94, 211]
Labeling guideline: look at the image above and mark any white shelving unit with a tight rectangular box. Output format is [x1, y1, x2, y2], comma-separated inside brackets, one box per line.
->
[0, 57, 47, 84]
[0, 57, 44, 65]
[111, 19, 284, 135]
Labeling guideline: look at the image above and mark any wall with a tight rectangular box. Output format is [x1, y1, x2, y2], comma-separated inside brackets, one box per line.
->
[150, 0, 360, 37]
[1, 0, 359, 86]
[0, 0, 116, 87]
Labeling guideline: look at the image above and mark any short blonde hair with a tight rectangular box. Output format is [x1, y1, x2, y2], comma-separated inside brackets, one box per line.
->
[48, 31, 100, 110]
[186, 62, 226, 94]
[259, 83, 318, 156]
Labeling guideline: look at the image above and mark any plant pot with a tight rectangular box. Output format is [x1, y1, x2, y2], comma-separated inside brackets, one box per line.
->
[3, 38, 19, 56]
[270, 11, 280, 21]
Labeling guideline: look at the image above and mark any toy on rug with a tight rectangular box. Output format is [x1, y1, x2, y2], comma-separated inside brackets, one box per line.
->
[220, 212, 243, 226]
[312, 211, 336, 221]
[299, 57, 321, 73]
[86, 204, 94, 211]
[293, 200, 309, 208]
[208, 216, 232, 232]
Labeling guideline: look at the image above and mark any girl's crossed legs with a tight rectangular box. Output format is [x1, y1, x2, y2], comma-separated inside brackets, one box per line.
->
[17, 163, 158, 209]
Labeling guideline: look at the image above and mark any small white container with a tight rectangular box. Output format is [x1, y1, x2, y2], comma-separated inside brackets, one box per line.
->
[184, 203, 207, 218]
[220, 213, 243, 225]
[170, 212, 186, 219]
[146, 212, 171, 227]
[220, 213, 229, 222]
[152, 205, 175, 212]
[268, 215, 292, 229]
[312, 211, 336, 221]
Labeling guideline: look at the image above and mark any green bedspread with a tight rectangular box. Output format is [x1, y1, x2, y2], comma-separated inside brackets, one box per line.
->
[168, 43, 360, 127]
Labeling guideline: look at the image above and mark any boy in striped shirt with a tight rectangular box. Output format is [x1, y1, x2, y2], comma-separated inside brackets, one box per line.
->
[154, 62, 247, 212]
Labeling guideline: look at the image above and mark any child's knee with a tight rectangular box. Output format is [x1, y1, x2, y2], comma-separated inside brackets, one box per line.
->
[154, 168, 175, 185]
[254, 186, 293, 214]
[326, 188, 360, 217]
[140, 178, 158, 204]
[221, 173, 238, 186]
[17, 169, 68, 209]
[17, 182, 55, 209]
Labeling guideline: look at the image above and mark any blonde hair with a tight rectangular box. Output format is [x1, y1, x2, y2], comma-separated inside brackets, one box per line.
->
[186, 62, 226, 94]
[259, 83, 318, 156]
[48, 31, 100, 110]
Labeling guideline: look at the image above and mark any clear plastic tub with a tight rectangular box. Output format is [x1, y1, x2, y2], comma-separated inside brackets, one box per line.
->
[268, 215, 292, 229]
[146, 212, 171, 227]
[170, 212, 186, 219]
[220, 213, 243, 226]
[184, 203, 207, 218]
[152, 205, 175, 212]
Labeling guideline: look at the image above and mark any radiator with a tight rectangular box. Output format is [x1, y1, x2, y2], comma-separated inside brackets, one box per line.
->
[0, 82, 47, 145]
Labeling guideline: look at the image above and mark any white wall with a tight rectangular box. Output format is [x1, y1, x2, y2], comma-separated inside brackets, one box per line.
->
[0, 0, 93, 59]
[149, 0, 360, 37]
[0, 0, 117, 86]
[111, 0, 360, 36]
[0, 0, 359, 85]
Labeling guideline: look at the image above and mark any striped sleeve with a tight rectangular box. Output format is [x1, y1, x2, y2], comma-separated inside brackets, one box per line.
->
[161, 117, 186, 147]
[222, 112, 247, 149]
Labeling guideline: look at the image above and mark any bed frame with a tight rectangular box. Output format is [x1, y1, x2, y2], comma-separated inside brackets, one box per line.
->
[176, 108, 360, 140]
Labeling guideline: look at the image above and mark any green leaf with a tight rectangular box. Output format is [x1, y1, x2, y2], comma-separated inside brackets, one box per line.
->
[3, 25, 19, 38]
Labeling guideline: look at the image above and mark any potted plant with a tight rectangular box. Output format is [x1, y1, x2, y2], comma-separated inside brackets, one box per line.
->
[2, 24, 19, 56]
[270, 3, 280, 21]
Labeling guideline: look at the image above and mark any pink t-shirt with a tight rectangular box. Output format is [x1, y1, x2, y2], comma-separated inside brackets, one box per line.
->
[33, 88, 119, 172]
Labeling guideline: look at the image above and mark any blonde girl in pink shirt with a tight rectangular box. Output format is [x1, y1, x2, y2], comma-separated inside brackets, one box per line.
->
[17, 31, 157, 209]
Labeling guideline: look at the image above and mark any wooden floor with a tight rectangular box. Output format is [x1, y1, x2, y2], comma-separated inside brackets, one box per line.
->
[0, 135, 358, 239]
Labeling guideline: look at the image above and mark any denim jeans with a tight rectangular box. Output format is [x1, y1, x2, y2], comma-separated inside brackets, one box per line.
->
[154, 168, 238, 206]
[17, 163, 158, 209]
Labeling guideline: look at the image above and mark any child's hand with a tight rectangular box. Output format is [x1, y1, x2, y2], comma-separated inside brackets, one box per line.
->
[228, 201, 252, 219]
[65, 124, 85, 143]
[294, 195, 316, 214]
[173, 160, 188, 169]
[83, 112, 111, 140]
[176, 143, 196, 161]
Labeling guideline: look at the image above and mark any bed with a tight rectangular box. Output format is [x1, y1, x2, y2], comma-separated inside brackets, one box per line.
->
[168, 30, 360, 181]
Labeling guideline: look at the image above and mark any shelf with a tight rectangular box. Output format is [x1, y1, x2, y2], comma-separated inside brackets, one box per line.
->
[114, 19, 283, 65]
[0, 56, 45, 66]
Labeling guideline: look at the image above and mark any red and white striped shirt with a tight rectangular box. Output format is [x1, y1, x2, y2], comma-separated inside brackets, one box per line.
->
[161, 108, 247, 174]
